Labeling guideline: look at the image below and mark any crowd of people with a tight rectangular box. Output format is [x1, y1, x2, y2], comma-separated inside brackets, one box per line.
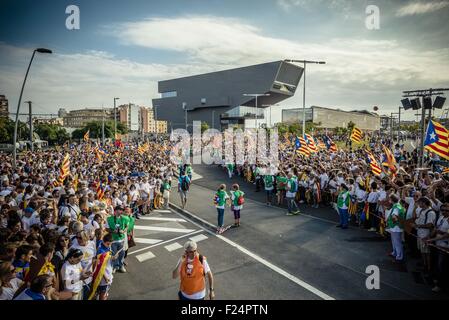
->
[0, 140, 176, 300]
[221, 132, 449, 293]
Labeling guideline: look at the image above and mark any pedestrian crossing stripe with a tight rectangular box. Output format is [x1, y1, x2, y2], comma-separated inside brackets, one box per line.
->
[139, 217, 187, 223]
[134, 226, 196, 233]
[136, 251, 155, 262]
[165, 242, 183, 252]
[134, 238, 163, 245]
[189, 234, 208, 243]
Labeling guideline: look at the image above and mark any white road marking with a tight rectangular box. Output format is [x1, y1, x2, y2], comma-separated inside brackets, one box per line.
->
[165, 242, 183, 252]
[189, 234, 208, 243]
[128, 230, 203, 255]
[171, 205, 336, 301]
[134, 225, 196, 233]
[191, 172, 203, 181]
[134, 238, 163, 245]
[136, 251, 155, 262]
[139, 216, 187, 223]
[152, 210, 172, 213]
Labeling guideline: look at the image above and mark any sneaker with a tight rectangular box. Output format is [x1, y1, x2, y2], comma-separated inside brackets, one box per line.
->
[293, 211, 300, 215]
[368, 228, 376, 232]
[119, 266, 127, 273]
[112, 268, 117, 274]
[286, 212, 294, 216]
[299, 200, 305, 204]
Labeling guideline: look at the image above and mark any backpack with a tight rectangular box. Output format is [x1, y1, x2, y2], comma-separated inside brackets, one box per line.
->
[181, 177, 190, 191]
[237, 193, 245, 206]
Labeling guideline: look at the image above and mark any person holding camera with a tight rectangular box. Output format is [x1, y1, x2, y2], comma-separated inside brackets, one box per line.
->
[106, 206, 128, 273]
[172, 240, 214, 300]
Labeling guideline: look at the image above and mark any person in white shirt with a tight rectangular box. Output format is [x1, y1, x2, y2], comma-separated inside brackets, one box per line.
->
[0, 261, 24, 300]
[367, 182, 380, 232]
[59, 194, 81, 222]
[70, 231, 96, 300]
[61, 248, 92, 300]
[426, 203, 449, 292]
[413, 197, 436, 274]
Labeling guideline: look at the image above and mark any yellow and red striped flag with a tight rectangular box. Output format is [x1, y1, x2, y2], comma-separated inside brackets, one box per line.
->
[350, 127, 363, 143]
[424, 120, 449, 160]
[304, 134, 318, 153]
[382, 145, 397, 175]
[83, 130, 90, 141]
[295, 136, 310, 157]
[365, 149, 382, 176]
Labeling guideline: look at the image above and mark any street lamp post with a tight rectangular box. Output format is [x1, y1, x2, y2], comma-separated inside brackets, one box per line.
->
[284, 59, 325, 135]
[182, 102, 187, 130]
[13, 48, 52, 169]
[154, 105, 158, 142]
[114, 97, 120, 140]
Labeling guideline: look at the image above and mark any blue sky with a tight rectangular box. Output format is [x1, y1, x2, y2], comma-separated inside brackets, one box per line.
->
[1, 0, 449, 120]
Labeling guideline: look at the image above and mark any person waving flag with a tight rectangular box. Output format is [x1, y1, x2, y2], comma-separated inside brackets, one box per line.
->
[365, 149, 382, 176]
[295, 136, 310, 157]
[424, 120, 449, 160]
[382, 145, 397, 175]
[304, 134, 318, 153]
[350, 127, 363, 143]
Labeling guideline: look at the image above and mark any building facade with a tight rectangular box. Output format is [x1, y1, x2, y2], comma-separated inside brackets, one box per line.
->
[282, 106, 381, 131]
[33, 117, 64, 126]
[63, 108, 114, 128]
[0, 95, 8, 118]
[152, 61, 304, 131]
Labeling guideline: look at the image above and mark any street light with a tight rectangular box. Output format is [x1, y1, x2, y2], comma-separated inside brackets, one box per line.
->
[114, 97, 120, 140]
[13, 48, 52, 169]
[243, 93, 270, 129]
[284, 59, 326, 135]
[182, 102, 187, 130]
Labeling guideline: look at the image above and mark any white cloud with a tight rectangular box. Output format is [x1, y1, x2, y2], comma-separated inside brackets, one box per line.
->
[0, 42, 212, 116]
[396, 1, 449, 16]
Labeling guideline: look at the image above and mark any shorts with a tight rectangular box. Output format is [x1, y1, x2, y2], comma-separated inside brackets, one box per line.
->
[98, 285, 111, 294]
[417, 238, 430, 254]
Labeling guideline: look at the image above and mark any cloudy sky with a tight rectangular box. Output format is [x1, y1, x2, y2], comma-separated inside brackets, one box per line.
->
[1, 0, 448, 120]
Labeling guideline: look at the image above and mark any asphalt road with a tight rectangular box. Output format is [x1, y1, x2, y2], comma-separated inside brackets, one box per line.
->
[110, 163, 447, 300]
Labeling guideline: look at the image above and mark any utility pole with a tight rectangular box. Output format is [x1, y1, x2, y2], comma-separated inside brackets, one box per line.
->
[102, 106, 105, 145]
[25, 101, 33, 152]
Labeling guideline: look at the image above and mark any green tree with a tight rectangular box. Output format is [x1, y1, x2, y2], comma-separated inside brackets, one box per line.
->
[201, 121, 209, 133]
[34, 124, 70, 145]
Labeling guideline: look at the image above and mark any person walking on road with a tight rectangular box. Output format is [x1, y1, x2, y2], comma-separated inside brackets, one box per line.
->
[178, 171, 191, 209]
[214, 184, 229, 234]
[172, 240, 215, 300]
[336, 184, 350, 229]
[230, 184, 245, 227]
[264, 174, 275, 206]
[286, 173, 300, 216]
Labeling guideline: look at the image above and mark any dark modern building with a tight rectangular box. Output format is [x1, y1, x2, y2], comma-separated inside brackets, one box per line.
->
[152, 61, 303, 131]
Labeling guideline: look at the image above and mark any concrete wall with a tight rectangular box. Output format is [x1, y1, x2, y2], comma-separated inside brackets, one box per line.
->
[312, 107, 380, 131]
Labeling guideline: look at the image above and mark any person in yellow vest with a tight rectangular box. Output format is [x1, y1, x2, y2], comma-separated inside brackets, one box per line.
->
[172, 240, 215, 300]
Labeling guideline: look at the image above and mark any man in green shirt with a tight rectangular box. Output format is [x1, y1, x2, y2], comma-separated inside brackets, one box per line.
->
[264, 175, 275, 206]
[386, 194, 405, 262]
[336, 184, 350, 229]
[106, 206, 128, 273]
[214, 184, 230, 234]
[276, 173, 287, 206]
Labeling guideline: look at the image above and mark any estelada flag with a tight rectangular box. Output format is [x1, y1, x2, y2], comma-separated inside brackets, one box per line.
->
[83, 130, 90, 141]
[88, 246, 112, 300]
[304, 134, 318, 153]
[382, 144, 397, 175]
[424, 120, 449, 160]
[365, 149, 382, 176]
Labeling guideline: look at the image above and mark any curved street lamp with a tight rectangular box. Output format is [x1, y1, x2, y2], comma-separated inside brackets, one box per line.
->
[12, 48, 52, 169]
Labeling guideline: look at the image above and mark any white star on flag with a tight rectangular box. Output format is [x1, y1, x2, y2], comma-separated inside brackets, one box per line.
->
[430, 132, 437, 140]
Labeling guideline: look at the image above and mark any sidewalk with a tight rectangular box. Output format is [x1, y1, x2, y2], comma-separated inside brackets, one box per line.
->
[169, 164, 445, 300]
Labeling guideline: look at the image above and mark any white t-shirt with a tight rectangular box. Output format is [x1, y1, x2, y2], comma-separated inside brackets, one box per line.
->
[60, 204, 80, 221]
[0, 278, 23, 300]
[21, 212, 40, 231]
[70, 241, 96, 285]
[61, 261, 83, 293]
[415, 208, 436, 239]
[84, 220, 100, 238]
[367, 191, 379, 204]
[177, 256, 211, 300]
[435, 216, 449, 248]
[404, 197, 415, 220]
